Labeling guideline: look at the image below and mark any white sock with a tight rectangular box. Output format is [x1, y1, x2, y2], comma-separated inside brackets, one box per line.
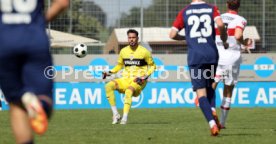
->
[122, 113, 128, 121]
[111, 106, 119, 116]
[209, 120, 216, 128]
[220, 97, 231, 126]
[211, 107, 216, 113]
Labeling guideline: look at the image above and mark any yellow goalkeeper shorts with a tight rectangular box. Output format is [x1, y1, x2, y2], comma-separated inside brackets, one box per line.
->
[113, 77, 147, 97]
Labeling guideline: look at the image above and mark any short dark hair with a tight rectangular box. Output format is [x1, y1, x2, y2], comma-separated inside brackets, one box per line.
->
[227, 0, 240, 10]
[127, 29, 139, 37]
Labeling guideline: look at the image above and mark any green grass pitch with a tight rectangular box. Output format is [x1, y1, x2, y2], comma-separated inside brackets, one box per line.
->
[1, 108, 276, 144]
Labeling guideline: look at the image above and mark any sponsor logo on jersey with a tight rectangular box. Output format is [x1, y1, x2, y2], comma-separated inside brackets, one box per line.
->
[123, 59, 147, 66]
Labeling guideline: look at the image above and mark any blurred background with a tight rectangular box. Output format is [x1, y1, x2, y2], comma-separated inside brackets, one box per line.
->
[46, 0, 275, 54]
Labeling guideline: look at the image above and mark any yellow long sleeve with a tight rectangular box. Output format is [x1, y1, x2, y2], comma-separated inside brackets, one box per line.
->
[145, 51, 156, 76]
[110, 63, 123, 73]
[110, 51, 124, 73]
[146, 63, 156, 76]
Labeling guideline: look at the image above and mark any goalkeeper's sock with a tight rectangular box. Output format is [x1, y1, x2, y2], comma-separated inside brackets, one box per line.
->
[199, 96, 216, 128]
[111, 106, 119, 116]
[123, 88, 133, 116]
[220, 97, 231, 126]
[23, 140, 34, 144]
[211, 107, 216, 113]
[38, 95, 53, 118]
[122, 113, 128, 121]
[40, 99, 53, 118]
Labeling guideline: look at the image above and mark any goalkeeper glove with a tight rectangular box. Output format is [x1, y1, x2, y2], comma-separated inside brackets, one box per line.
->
[134, 75, 149, 85]
[102, 71, 112, 79]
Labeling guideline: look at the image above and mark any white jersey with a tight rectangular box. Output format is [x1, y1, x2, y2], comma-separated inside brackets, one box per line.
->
[215, 11, 247, 65]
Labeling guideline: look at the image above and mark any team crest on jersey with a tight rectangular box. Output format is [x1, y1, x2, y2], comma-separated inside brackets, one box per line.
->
[130, 55, 134, 60]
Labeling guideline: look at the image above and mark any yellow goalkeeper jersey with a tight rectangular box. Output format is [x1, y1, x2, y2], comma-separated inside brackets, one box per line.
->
[110, 45, 156, 78]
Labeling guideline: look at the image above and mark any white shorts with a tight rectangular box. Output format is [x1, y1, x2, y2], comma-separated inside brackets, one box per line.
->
[214, 64, 240, 86]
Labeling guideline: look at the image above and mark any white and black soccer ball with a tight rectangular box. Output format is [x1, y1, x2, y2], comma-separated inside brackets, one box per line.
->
[73, 43, 87, 58]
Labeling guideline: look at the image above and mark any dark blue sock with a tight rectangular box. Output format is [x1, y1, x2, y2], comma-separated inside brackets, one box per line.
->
[23, 140, 34, 144]
[207, 87, 216, 108]
[199, 96, 214, 122]
[40, 100, 52, 118]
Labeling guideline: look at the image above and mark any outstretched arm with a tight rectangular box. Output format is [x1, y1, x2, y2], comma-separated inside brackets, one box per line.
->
[102, 52, 124, 79]
[110, 63, 123, 73]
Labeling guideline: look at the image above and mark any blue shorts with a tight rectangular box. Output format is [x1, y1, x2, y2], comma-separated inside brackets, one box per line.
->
[189, 64, 217, 91]
[0, 46, 53, 103]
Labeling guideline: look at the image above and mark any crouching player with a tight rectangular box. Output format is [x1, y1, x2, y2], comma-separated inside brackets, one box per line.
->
[103, 29, 156, 124]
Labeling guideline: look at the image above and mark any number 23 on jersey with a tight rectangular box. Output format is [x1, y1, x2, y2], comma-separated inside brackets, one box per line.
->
[188, 14, 212, 43]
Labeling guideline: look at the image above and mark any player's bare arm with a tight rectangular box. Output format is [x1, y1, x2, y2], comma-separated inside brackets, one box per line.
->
[215, 18, 229, 48]
[235, 28, 253, 46]
[169, 29, 186, 40]
[46, 0, 69, 22]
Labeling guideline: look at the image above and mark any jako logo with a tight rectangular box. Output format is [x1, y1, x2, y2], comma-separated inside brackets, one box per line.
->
[120, 92, 144, 108]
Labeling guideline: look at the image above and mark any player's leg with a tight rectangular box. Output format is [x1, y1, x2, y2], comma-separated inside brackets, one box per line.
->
[207, 86, 221, 128]
[121, 86, 135, 124]
[206, 64, 222, 128]
[195, 64, 220, 108]
[220, 64, 239, 128]
[208, 65, 228, 129]
[206, 64, 217, 110]
[220, 84, 234, 128]
[105, 80, 118, 113]
[22, 48, 54, 134]
[121, 80, 145, 124]
[196, 89, 219, 136]
[10, 103, 33, 144]
[212, 65, 224, 98]
[189, 64, 219, 136]
[105, 79, 121, 124]
[0, 55, 34, 143]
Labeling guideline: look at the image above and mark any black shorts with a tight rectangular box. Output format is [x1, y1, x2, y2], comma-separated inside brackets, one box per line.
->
[189, 64, 217, 91]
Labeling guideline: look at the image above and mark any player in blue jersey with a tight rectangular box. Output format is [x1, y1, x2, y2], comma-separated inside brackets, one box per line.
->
[0, 0, 69, 143]
[170, 0, 228, 136]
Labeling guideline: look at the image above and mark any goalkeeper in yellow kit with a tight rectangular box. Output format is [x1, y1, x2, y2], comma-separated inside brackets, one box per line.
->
[103, 29, 156, 124]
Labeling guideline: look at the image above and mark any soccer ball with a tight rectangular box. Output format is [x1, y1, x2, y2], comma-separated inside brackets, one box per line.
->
[73, 43, 87, 58]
